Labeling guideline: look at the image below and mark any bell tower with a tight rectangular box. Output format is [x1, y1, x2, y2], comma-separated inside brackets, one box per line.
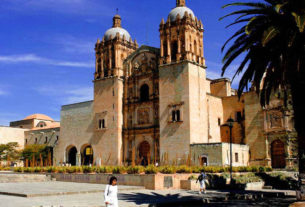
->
[93, 14, 137, 165]
[158, 0, 208, 164]
[94, 14, 138, 80]
[159, 0, 205, 66]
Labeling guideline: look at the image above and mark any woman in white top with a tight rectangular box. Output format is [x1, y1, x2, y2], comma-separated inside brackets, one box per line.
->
[104, 176, 119, 207]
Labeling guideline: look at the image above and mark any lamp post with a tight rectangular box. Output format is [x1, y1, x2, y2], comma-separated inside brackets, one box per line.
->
[226, 117, 234, 185]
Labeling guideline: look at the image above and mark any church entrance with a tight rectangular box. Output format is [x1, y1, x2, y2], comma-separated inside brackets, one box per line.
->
[68, 146, 77, 166]
[271, 140, 286, 169]
[82, 145, 93, 166]
[139, 141, 150, 166]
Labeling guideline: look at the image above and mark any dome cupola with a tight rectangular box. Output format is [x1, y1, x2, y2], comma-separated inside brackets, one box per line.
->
[104, 14, 131, 41]
[159, 0, 205, 66]
[168, 0, 196, 22]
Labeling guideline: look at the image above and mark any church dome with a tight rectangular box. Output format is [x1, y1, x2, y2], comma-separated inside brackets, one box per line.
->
[103, 14, 131, 41]
[24, 114, 54, 121]
[168, 6, 195, 22]
[104, 27, 131, 41]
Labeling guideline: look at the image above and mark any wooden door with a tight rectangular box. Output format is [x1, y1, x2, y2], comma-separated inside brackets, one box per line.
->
[271, 140, 286, 168]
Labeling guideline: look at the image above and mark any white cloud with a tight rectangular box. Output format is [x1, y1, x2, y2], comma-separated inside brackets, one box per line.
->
[0, 89, 8, 96]
[0, 54, 94, 68]
[35, 85, 93, 105]
[51, 35, 95, 54]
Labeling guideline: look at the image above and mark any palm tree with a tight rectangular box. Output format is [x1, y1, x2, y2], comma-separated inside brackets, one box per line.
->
[220, 0, 305, 199]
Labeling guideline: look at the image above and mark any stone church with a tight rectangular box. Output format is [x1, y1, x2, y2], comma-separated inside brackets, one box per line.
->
[1, 0, 297, 169]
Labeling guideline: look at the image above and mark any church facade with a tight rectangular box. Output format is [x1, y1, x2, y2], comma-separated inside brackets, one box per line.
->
[1, 0, 297, 169]
[52, 0, 297, 168]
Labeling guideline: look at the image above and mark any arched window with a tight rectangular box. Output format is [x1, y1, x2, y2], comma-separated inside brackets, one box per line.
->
[140, 84, 149, 102]
[171, 41, 178, 61]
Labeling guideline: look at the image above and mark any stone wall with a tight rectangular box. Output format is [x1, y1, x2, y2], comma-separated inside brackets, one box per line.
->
[24, 128, 60, 146]
[51, 173, 194, 190]
[94, 77, 124, 165]
[210, 78, 231, 97]
[55, 101, 94, 165]
[206, 94, 223, 143]
[159, 61, 207, 163]
[244, 92, 267, 166]
[191, 143, 249, 166]
[0, 126, 27, 149]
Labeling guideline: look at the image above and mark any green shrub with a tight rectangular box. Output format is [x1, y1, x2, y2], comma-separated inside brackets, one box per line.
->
[232, 173, 261, 184]
[82, 166, 93, 173]
[145, 165, 158, 174]
[67, 166, 76, 174]
[112, 166, 127, 174]
[191, 166, 201, 173]
[159, 166, 176, 174]
[96, 166, 106, 173]
[258, 172, 298, 190]
[75, 166, 83, 173]
[127, 166, 145, 174]
[14, 167, 23, 172]
[34, 167, 43, 173]
[105, 166, 113, 173]
[176, 165, 192, 173]
[58, 167, 66, 173]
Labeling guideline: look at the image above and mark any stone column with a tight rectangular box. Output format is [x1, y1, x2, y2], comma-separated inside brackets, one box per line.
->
[265, 136, 271, 166]
[108, 46, 112, 71]
[177, 37, 181, 61]
[76, 153, 81, 166]
[101, 54, 104, 78]
[166, 35, 171, 63]
[160, 39, 164, 57]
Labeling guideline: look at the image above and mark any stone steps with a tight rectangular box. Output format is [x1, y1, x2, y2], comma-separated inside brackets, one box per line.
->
[0, 173, 51, 183]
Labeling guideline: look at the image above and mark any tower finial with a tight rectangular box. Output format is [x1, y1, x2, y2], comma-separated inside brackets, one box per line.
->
[176, 0, 186, 7]
[113, 10, 121, 28]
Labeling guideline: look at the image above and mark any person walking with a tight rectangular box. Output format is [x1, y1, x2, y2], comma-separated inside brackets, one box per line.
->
[196, 171, 207, 194]
[104, 176, 119, 207]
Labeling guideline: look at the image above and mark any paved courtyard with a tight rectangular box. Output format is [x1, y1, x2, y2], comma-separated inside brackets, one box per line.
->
[0, 182, 143, 197]
[0, 181, 298, 207]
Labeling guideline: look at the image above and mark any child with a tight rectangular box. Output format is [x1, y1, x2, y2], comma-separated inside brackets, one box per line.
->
[196, 171, 207, 194]
[104, 176, 119, 207]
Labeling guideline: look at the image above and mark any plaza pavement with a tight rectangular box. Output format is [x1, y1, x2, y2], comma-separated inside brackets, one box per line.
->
[0, 181, 298, 207]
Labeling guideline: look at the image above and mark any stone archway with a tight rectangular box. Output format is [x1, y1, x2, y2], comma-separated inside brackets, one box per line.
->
[67, 146, 77, 166]
[139, 141, 150, 166]
[271, 140, 286, 169]
[81, 145, 94, 166]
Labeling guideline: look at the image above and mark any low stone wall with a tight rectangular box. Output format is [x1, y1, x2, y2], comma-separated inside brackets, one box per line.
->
[0, 172, 51, 183]
[245, 182, 265, 190]
[50, 173, 196, 190]
[180, 180, 200, 191]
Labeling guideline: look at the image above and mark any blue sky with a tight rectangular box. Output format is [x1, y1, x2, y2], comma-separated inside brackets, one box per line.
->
[0, 0, 244, 125]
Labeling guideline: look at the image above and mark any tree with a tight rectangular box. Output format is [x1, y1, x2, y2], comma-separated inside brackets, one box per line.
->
[21, 144, 49, 166]
[0, 142, 20, 162]
[220, 0, 305, 199]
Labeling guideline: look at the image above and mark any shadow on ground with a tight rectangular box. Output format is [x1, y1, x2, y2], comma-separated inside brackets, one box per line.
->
[119, 191, 296, 207]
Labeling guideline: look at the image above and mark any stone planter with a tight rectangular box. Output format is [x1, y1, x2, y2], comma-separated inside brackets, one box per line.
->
[180, 180, 200, 191]
[245, 181, 265, 190]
